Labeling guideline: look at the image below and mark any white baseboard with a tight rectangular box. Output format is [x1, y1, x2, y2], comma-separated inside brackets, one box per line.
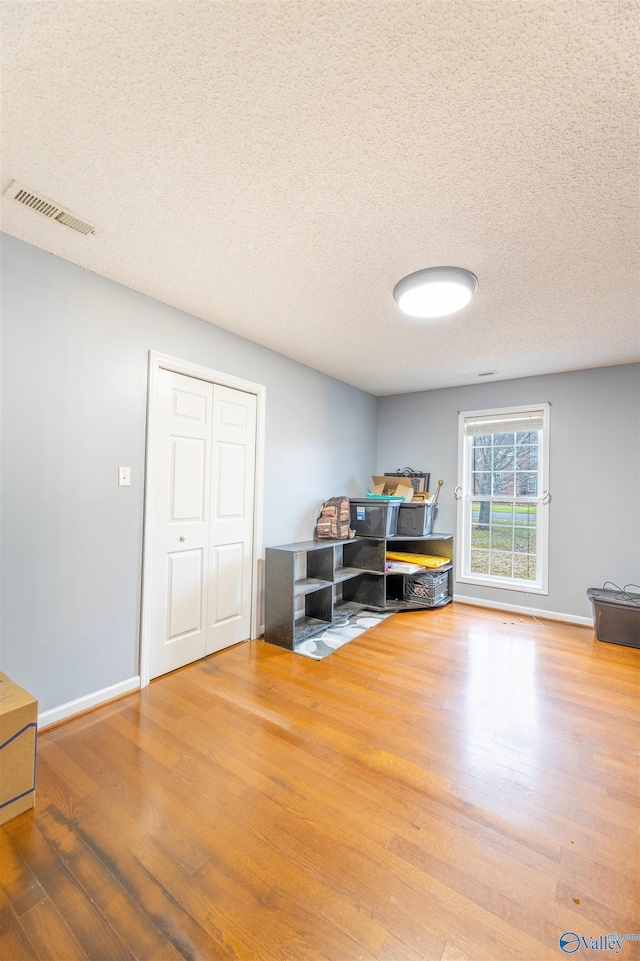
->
[452, 594, 594, 628]
[38, 676, 141, 730]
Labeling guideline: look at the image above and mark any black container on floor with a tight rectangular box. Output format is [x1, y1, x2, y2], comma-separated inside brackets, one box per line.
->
[586, 588, 640, 648]
[396, 502, 435, 536]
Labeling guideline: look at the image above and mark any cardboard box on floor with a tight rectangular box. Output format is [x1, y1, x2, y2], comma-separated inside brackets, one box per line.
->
[370, 476, 414, 501]
[0, 672, 38, 825]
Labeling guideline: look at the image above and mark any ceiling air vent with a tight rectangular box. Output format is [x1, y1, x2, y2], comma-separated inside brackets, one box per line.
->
[3, 180, 97, 235]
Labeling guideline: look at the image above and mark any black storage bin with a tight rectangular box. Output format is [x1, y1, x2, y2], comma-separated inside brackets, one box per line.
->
[587, 588, 640, 649]
[349, 498, 400, 537]
[397, 502, 435, 536]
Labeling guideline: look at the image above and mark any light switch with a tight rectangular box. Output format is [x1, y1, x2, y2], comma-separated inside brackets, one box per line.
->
[118, 466, 131, 487]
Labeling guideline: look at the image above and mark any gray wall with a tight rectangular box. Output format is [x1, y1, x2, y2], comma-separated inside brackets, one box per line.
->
[3, 232, 638, 714]
[377, 366, 640, 619]
[1, 234, 377, 712]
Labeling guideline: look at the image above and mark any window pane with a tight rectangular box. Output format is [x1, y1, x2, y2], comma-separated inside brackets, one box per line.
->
[491, 527, 513, 551]
[516, 446, 538, 470]
[494, 432, 514, 445]
[517, 503, 537, 526]
[514, 554, 537, 580]
[490, 551, 513, 577]
[514, 527, 536, 553]
[473, 472, 491, 495]
[473, 433, 492, 447]
[493, 446, 514, 470]
[470, 549, 489, 574]
[492, 501, 514, 525]
[516, 431, 538, 445]
[473, 446, 491, 471]
[472, 500, 492, 526]
[493, 472, 514, 495]
[471, 525, 489, 548]
[516, 472, 538, 496]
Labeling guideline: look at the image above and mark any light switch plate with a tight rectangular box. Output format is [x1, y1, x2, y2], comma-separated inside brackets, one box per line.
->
[118, 466, 131, 487]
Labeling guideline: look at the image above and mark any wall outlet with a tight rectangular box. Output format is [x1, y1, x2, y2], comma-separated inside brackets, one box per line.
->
[118, 466, 131, 487]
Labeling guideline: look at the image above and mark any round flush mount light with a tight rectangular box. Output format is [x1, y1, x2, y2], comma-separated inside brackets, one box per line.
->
[393, 266, 478, 318]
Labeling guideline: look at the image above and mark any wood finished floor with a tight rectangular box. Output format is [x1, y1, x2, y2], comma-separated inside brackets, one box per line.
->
[1, 604, 639, 961]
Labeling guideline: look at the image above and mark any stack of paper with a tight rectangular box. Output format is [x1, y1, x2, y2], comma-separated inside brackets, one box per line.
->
[385, 561, 426, 574]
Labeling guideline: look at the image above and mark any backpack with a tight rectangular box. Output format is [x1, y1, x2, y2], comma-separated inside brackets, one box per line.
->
[314, 497, 356, 540]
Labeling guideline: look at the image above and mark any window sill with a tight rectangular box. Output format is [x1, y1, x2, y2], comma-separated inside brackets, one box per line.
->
[457, 573, 548, 595]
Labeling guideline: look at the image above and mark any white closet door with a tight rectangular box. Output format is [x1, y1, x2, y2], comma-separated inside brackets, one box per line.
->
[149, 370, 213, 679]
[206, 384, 257, 654]
[149, 371, 257, 679]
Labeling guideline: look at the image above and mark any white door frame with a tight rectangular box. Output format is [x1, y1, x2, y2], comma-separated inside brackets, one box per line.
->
[140, 351, 265, 688]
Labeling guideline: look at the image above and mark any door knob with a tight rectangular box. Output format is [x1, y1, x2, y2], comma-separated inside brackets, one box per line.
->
[179, 536, 186, 542]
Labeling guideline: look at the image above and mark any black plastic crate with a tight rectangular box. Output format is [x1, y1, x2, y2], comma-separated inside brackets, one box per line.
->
[405, 570, 449, 605]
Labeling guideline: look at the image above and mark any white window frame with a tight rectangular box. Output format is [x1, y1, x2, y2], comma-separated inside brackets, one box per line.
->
[456, 403, 550, 595]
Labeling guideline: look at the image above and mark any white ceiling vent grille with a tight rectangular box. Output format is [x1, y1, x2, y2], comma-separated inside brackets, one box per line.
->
[3, 181, 97, 235]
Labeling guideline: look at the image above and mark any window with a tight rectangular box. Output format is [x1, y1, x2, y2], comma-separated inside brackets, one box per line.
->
[456, 404, 550, 594]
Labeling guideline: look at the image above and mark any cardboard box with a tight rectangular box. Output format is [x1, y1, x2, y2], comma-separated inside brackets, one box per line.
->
[0, 672, 37, 825]
[370, 476, 414, 501]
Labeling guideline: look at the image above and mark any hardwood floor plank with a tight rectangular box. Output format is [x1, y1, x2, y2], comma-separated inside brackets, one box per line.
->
[204, 648, 630, 821]
[53, 734, 214, 876]
[34, 801, 185, 961]
[33, 754, 87, 825]
[387, 830, 632, 957]
[262, 885, 380, 961]
[251, 781, 557, 960]
[107, 709, 184, 768]
[0, 829, 47, 918]
[558, 844, 640, 904]
[0, 886, 38, 961]
[73, 724, 393, 958]
[377, 932, 429, 961]
[2, 815, 135, 961]
[38, 738, 100, 798]
[1, 604, 637, 961]
[134, 832, 333, 961]
[555, 881, 639, 937]
[17, 897, 90, 961]
[446, 771, 635, 855]
[188, 664, 633, 860]
[74, 810, 234, 961]
[408, 813, 637, 926]
[104, 780, 390, 959]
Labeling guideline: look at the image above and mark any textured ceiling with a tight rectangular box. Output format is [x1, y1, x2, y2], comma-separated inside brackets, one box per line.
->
[1, 1, 638, 395]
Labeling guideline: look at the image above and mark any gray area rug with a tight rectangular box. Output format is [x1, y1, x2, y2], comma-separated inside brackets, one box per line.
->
[293, 606, 392, 660]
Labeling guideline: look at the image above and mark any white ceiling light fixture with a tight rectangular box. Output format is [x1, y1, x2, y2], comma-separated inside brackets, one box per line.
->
[393, 266, 478, 318]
